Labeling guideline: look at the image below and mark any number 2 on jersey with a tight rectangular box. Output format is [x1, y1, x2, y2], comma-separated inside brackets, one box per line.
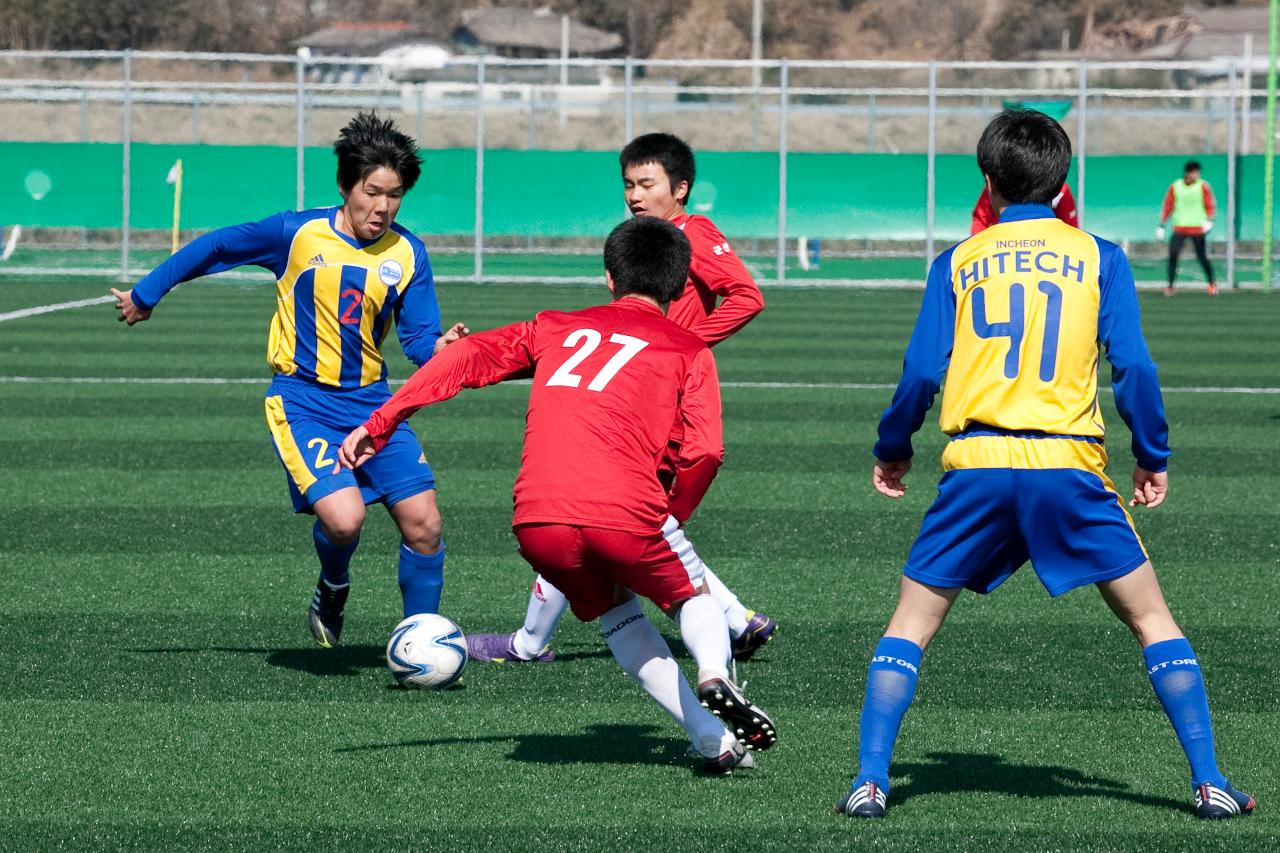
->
[546, 329, 649, 391]
[971, 280, 1063, 381]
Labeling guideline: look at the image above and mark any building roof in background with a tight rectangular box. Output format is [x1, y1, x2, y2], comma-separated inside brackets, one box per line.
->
[1055, 5, 1268, 61]
[293, 21, 444, 55]
[1171, 4, 1269, 60]
[455, 7, 623, 55]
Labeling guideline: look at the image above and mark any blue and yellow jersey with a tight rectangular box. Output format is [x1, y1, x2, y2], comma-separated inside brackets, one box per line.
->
[131, 208, 441, 388]
[875, 204, 1170, 473]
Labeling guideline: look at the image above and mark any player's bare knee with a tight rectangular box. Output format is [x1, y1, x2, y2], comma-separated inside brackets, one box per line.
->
[401, 512, 442, 554]
[321, 512, 364, 544]
[402, 523, 442, 555]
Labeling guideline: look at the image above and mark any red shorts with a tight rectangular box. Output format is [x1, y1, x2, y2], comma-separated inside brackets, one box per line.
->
[514, 523, 698, 622]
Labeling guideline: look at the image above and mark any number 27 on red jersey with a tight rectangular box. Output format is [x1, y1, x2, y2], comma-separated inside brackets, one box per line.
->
[545, 329, 649, 392]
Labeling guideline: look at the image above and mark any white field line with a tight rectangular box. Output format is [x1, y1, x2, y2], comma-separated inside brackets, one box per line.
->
[3, 270, 1268, 290]
[0, 375, 1276, 395]
[0, 294, 114, 322]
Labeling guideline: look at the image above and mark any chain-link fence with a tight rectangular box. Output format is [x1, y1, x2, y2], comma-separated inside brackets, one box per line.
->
[0, 50, 1269, 286]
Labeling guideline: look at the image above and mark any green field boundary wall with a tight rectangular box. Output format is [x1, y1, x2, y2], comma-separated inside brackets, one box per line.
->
[1, 142, 1271, 242]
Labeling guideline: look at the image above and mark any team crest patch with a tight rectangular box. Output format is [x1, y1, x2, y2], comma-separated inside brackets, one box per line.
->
[379, 260, 404, 286]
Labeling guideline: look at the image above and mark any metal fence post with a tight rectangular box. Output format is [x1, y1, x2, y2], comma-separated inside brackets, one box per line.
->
[867, 92, 876, 152]
[1243, 33, 1254, 156]
[624, 56, 634, 143]
[475, 57, 486, 283]
[416, 83, 425, 143]
[776, 59, 788, 285]
[295, 48, 307, 210]
[120, 48, 132, 282]
[192, 90, 202, 144]
[528, 83, 538, 148]
[925, 60, 936, 271]
[1077, 59, 1088, 229]
[1227, 61, 1238, 289]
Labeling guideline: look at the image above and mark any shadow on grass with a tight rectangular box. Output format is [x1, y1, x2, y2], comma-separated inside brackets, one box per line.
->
[131, 645, 385, 676]
[891, 752, 1188, 813]
[336, 723, 690, 767]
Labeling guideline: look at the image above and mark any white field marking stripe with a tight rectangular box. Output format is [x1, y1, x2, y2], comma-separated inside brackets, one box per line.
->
[0, 375, 1276, 396]
[0, 375, 1277, 395]
[0, 294, 115, 322]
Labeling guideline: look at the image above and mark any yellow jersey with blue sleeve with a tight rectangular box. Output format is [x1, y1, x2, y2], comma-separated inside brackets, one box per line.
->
[875, 203, 1170, 474]
[131, 207, 442, 388]
[131, 207, 442, 514]
[877, 203, 1169, 598]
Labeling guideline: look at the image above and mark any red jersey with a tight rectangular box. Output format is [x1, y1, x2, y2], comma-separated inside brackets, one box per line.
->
[668, 213, 764, 345]
[364, 297, 723, 535]
[971, 183, 1077, 234]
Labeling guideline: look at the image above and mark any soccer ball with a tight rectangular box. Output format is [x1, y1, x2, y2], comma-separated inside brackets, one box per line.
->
[386, 614, 468, 689]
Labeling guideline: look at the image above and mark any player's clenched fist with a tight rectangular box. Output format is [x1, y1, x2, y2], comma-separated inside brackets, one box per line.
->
[1130, 466, 1168, 509]
[336, 425, 377, 473]
[872, 459, 911, 498]
[110, 287, 152, 325]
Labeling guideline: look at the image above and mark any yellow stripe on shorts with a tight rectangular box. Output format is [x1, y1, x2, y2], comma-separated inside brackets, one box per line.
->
[264, 394, 317, 495]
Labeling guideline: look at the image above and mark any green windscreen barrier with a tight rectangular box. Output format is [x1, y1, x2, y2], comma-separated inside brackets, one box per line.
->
[1002, 99, 1073, 121]
[0, 142, 1269, 242]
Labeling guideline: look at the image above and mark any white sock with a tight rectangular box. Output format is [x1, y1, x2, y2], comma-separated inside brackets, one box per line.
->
[677, 593, 731, 683]
[512, 574, 569, 660]
[600, 599, 731, 758]
[702, 565, 750, 638]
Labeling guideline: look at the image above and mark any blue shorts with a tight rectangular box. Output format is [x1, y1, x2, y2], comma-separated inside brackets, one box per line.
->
[263, 375, 436, 513]
[904, 463, 1148, 598]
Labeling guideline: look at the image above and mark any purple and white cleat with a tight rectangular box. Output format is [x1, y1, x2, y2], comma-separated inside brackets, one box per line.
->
[731, 610, 778, 661]
[465, 632, 556, 663]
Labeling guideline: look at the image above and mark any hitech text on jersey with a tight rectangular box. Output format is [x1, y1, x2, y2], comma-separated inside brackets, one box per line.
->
[130, 208, 442, 388]
[875, 204, 1170, 474]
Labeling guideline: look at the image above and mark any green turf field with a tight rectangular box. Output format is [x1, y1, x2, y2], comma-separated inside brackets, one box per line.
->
[1, 279, 1276, 850]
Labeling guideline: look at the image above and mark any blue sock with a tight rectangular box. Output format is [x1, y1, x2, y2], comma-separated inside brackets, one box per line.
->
[399, 541, 444, 617]
[854, 636, 923, 793]
[1143, 637, 1226, 789]
[313, 521, 357, 588]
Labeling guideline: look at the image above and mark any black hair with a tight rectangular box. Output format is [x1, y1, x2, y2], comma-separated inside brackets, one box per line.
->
[976, 109, 1072, 205]
[620, 132, 696, 205]
[1184, 160, 1202, 174]
[333, 112, 423, 193]
[603, 217, 691, 304]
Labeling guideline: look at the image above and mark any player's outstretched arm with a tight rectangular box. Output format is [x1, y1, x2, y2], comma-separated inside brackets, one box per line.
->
[360, 320, 538, 452]
[1130, 466, 1168, 509]
[123, 214, 290, 318]
[110, 287, 152, 326]
[872, 459, 911, 498]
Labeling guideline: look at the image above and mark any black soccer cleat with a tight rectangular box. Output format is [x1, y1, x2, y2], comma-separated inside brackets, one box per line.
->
[308, 580, 349, 648]
[1195, 782, 1256, 820]
[731, 610, 777, 661]
[696, 676, 778, 752]
[835, 781, 887, 818]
